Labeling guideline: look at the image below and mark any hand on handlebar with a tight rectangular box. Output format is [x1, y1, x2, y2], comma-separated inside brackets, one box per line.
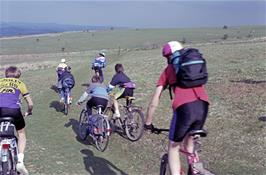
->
[144, 123, 155, 132]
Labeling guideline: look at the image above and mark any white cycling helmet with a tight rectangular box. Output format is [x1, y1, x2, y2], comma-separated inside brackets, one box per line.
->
[61, 58, 66, 63]
[162, 41, 183, 58]
[99, 52, 105, 57]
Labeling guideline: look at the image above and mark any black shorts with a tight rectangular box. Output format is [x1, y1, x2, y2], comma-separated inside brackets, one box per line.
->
[169, 100, 209, 142]
[117, 88, 134, 100]
[0, 107, 26, 130]
[86, 97, 108, 115]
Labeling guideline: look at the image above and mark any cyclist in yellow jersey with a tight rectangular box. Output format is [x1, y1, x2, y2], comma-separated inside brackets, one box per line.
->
[0, 66, 33, 175]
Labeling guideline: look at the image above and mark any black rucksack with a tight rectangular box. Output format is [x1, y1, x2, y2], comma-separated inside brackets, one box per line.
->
[171, 48, 208, 88]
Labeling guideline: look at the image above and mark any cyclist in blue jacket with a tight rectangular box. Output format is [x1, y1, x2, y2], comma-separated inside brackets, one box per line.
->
[91, 52, 107, 83]
[77, 75, 109, 116]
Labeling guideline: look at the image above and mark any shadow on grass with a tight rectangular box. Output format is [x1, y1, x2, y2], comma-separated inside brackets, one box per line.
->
[50, 85, 59, 93]
[230, 79, 266, 84]
[81, 83, 90, 87]
[81, 149, 128, 175]
[258, 116, 266, 122]
[49, 101, 64, 113]
[64, 118, 94, 146]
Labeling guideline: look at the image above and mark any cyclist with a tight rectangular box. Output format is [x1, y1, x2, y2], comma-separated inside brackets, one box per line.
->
[56, 59, 74, 103]
[107, 64, 136, 118]
[76, 75, 109, 116]
[0, 66, 33, 175]
[91, 52, 107, 83]
[144, 41, 209, 175]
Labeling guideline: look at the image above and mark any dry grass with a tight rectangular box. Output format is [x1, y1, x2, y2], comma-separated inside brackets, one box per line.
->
[0, 28, 265, 174]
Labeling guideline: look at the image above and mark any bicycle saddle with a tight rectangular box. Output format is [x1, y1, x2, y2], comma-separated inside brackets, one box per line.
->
[93, 105, 104, 109]
[188, 130, 207, 138]
[0, 117, 14, 123]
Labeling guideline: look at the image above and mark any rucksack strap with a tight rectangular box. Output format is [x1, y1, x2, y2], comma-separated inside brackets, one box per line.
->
[168, 85, 173, 100]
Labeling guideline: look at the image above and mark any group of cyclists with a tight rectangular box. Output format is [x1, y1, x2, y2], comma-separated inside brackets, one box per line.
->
[0, 41, 210, 175]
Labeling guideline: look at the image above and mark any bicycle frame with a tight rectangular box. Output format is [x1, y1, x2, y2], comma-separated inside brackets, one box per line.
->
[152, 128, 214, 175]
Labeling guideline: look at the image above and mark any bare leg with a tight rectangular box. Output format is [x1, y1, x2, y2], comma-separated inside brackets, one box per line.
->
[183, 135, 194, 153]
[113, 99, 120, 117]
[168, 140, 181, 175]
[17, 128, 26, 154]
[17, 128, 29, 175]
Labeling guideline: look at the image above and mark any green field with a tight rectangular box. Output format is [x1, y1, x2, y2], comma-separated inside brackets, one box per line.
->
[0, 26, 266, 175]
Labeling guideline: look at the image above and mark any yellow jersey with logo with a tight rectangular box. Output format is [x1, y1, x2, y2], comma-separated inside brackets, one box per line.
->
[0, 78, 30, 108]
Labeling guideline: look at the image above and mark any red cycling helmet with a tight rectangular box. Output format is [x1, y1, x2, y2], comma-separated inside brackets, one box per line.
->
[162, 41, 183, 58]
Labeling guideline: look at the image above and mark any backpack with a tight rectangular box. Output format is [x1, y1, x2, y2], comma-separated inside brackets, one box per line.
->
[88, 114, 103, 135]
[171, 48, 208, 88]
[62, 73, 75, 89]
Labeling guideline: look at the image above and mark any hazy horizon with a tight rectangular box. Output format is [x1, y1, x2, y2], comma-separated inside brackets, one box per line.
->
[1, 1, 265, 29]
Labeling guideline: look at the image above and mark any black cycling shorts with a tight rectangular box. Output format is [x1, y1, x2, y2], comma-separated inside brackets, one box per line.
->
[117, 88, 134, 100]
[86, 97, 108, 116]
[169, 100, 209, 142]
[0, 107, 26, 130]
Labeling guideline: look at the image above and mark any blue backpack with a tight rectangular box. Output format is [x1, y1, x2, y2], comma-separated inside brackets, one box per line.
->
[88, 114, 103, 135]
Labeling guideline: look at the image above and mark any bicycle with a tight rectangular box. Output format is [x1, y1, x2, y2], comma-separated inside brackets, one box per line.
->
[151, 127, 215, 175]
[0, 117, 19, 175]
[104, 96, 144, 141]
[78, 105, 111, 152]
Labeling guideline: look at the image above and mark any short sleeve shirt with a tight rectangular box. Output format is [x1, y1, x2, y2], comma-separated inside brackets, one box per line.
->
[157, 65, 209, 109]
[0, 78, 30, 108]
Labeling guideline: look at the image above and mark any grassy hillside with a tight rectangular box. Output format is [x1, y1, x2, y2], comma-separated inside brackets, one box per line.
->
[1, 25, 265, 55]
[0, 26, 265, 175]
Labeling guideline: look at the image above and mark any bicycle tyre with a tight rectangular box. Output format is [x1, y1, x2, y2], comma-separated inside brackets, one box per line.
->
[78, 110, 88, 140]
[160, 153, 171, 175]
[2, 150, 13, 175]
[95, 117, 109, 152]
[104, 107, 116, 132]
[125, 108, 144, 141]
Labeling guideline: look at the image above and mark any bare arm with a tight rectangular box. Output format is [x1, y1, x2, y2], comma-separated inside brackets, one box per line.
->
[145, 85, 164, 125]
[24, 95, 33, 115]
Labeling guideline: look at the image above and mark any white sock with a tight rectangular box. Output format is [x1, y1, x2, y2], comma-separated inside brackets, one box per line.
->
[115, 110, 120, 115]
[17, 153, 24, 163]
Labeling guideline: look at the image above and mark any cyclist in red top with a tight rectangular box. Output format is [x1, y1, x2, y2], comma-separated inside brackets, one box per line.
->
[145, 41, 209, 175]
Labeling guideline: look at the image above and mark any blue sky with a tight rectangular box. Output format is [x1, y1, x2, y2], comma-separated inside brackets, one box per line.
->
[0, 1, 265, 28]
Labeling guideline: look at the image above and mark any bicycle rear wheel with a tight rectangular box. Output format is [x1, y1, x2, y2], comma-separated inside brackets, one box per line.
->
[63, 92, 69, 115]
[2, 150, 14, 175]
[125, 109, 144, 141]
[78, 110, 89, 140]
[95, 117, 109, 152]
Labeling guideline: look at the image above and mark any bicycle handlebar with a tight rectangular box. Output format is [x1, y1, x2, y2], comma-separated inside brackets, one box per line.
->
[145, 125, 169, 134]
[152, 128, 169, 134]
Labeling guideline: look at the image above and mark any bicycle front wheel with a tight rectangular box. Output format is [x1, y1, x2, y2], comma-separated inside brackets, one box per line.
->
[95, 117, 110, 152]
[125, 109, 144, 141]
[160, 153, 171, 175]
[104, 107, 116, 132]
[78, 110, 89, 140]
